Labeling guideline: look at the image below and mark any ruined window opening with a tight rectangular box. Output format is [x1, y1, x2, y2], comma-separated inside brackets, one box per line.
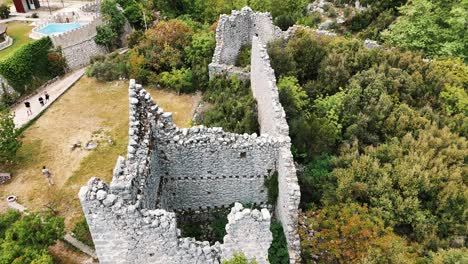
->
[149, 253, 154, 257]
[172, 193, 176, 196]
[208, 170, 212, 174]
[255, 33, 258, 37]
[240, 152, 247, 158]
[207, 191, 211, 195]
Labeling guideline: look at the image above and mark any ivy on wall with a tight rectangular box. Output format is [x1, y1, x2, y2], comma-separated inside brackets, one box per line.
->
[0, 37, 65, 95]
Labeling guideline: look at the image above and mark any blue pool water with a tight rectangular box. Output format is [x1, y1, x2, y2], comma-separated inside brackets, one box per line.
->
[37, 23, 84, 35]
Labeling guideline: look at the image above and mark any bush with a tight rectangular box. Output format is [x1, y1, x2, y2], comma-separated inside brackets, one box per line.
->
[222, 252, 258, 264]
[201, 75, 259, 134]
[86, 52, 129, 81]
[0, 37, 65, 95]
[95, 0, 127, 50]
[0, 110, 21, 166]
[235, 44, 251, 69]
[0, 4, 10, 19]
[72, 216, 94, 248]
[268, 221, 289, 264]
[0, 210, 64, 263]
[158, 67, 193, 94]
[297, 12, 322, 28]
[264, 171, 278, 205]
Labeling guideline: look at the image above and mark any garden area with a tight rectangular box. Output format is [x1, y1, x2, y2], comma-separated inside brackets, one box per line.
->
[0, 21, 33, 59]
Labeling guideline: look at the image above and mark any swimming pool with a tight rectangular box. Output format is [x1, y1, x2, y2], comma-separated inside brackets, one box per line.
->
[37, 23, 84, 35]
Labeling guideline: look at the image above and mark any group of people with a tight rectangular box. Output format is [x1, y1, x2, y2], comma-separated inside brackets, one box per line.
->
[24, 91, 50, 116]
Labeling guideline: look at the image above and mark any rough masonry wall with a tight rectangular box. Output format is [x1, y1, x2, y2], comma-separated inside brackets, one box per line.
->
[155, 127, 284, 210]
[80, 177, 222, 264]
[250, 36, 301, 263]
[222, 203, 272, 264]
[80, 80, 275, 264]
[50, 17, 107, 70]
[209, 6, 285, 78]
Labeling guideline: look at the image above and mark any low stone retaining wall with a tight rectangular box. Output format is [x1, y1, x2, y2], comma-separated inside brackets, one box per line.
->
[0, 36, 12, 51]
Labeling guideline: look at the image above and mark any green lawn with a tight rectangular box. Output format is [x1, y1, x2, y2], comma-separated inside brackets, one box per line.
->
[0, 21, 33, 59]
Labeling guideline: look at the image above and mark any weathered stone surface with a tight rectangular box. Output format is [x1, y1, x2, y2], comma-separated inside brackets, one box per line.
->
[79, 6, 302, 264]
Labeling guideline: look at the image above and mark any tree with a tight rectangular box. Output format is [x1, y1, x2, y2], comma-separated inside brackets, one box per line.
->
[299, 203, 416, 263]
[268, 221, 289, 264]
[0, 4, 10, 19]
[158, 67, 193, 94]
[222, 252, 258, 264]
[95, 25, 118, 50]
[382, 0, 467, 61]
[201, 75, 259, 134]
[277, 76, 309, 119]
[95, 0, 126, 49]
[325, 125, 467, 250]
[0, 210, 64, 264]
[0, 111, 21, 166]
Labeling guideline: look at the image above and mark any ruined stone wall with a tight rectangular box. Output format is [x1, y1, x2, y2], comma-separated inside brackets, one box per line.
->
[221, 203, 272, 263]
[250, 34, 301, 264]
[80, 80, 275, 263]
[80, 177, 223, 264]
[209, 6, 285, 78]
[156, 127, 282, 210]
[50, 17, 107, 70]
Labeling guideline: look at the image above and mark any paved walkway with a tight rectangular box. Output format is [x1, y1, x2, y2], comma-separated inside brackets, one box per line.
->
[64, 233, 98, 259]
[10, 68, 85, 128]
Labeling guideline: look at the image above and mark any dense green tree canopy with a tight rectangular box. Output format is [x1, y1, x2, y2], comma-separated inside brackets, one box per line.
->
[382, 0, 467, 61]
[0, 210, 64, 264]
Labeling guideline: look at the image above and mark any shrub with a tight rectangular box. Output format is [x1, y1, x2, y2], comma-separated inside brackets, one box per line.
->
[202, 75, 259, 134]
[268, 221, 289, 264]
[86, 52, 129, 81]
[158, 67, 193, 94]
[0, 4, 10, 19]
[264, 171, 278, 205]
[297, 12, 322, 28]
[72, 216, 94, 248]
[235, 44, 251, 68]
[222, 252, 258, 264]
[0, 110, 21, 166]
[0, 210, 64, 263]
[0, 37, 64, 95]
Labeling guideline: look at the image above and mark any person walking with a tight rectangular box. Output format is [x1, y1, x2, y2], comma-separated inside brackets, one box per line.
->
[44, 91, 50, 103]
[42, 166, 54, 186]
[38, 96, 44, 107]
[24, 101, 32, 116]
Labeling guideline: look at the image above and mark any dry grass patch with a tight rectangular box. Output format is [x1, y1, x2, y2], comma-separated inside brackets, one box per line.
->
[0, 76, 201, 230]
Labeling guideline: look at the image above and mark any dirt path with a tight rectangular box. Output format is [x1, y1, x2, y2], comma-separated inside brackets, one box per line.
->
[11, 68, 86, 128]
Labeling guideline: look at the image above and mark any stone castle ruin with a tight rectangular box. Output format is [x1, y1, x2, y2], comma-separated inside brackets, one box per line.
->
[79, 7, 301, 264]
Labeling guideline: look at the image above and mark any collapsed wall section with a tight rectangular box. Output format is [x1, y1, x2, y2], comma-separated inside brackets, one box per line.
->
[251, 36, 301, 263]
[50, 17, 107, 70]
